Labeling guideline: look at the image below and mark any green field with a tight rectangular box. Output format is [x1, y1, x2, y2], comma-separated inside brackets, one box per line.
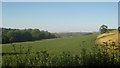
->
[2, 33, 98, 56]
[2, 32, 120, 66]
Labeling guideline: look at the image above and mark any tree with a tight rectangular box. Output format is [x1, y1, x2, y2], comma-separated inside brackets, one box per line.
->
[31, 29, 41, 40]
[99, 25, 108, 34]
[118, 26, 120, 33]
[7, 31, 15, 43]
[2, 34, 9, 43]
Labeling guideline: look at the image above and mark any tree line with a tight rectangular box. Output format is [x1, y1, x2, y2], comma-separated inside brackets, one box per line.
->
[2, 28, 56, 44]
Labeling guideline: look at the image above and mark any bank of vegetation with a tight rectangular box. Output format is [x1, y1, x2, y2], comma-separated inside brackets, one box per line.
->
[2, 28, 56, 44]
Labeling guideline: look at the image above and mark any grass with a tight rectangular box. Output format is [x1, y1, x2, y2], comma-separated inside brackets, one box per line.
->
[2, 32, 120, 66]
[96, 30, 120, 45]
[2, 32, 98, 56]
[0, 44, 2, 67]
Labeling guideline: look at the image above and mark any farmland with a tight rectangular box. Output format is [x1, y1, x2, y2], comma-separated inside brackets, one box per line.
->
[2, 31, 120, 66]
[2, 2, 119, 67]
[2, 32, 99, 56]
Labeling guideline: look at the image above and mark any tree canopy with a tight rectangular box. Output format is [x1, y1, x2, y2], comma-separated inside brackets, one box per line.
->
[2, 28, 56, 44]
[99, 25, 108, 34]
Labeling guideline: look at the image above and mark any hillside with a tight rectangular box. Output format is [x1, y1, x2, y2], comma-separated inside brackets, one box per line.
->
[53, 32, 94, 38]
[96, 30, 120, 50]
[2, 33, 98, 56]
[96, 30, 120, 45]
[2, 32, 120, 66]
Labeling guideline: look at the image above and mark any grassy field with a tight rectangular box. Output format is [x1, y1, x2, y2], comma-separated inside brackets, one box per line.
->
[2, 32, 99, 56]
[2, 32, 120, 66]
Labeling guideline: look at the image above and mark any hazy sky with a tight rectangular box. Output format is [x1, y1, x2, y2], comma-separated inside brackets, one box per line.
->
[2, 2, 118, 32]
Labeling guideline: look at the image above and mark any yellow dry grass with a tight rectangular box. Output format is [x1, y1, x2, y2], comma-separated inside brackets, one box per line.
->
[96, 30, 120, 45]
[96, 30, 120, 50]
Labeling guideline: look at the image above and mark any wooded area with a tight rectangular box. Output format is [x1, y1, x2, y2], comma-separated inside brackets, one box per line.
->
[2, 28, 56, 44]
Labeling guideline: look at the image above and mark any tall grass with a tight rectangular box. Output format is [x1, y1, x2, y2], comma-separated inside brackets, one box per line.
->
[2, 42, 120, 67]
[2, 33, 120, 67]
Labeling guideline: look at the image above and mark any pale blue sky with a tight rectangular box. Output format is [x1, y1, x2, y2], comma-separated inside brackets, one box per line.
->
[1, 0, 120, 2]
[0, 2, 2, 27]
[2, 2, 118, 32]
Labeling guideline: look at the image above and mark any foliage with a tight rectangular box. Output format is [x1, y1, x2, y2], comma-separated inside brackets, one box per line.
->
[2, 28, 56, 44]
[99, 25, 108, 34]
[118, 26, 120, 33]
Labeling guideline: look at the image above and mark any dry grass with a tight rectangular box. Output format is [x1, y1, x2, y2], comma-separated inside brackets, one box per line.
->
[96, 30, 120, 56]
[96, 30, 120, 46]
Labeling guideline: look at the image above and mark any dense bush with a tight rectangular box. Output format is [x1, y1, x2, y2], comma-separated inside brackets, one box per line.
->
[2, 28, 56, 44]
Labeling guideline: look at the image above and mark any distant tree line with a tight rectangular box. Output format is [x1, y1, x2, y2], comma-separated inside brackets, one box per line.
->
[2, 28, 56, 44]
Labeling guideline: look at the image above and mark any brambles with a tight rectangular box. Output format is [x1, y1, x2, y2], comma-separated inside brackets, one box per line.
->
[99, 41, 120, 66]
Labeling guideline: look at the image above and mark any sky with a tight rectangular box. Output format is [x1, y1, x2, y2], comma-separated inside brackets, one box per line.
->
[1, 0, 120, 2]
[2, 2, 118, 32]
[0, 2, 2, 27]
[118, 2, 120, 27]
